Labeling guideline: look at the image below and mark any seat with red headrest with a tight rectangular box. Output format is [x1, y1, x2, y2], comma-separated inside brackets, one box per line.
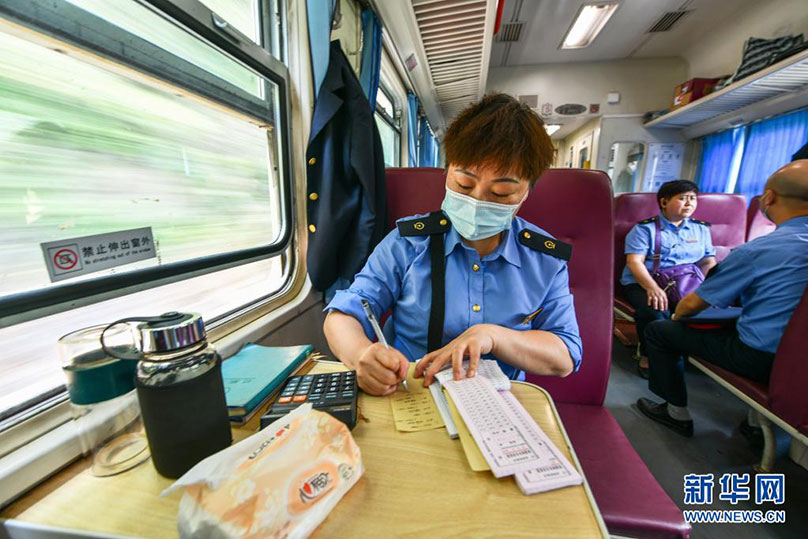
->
[746, 195, 776, 241]
[517, 169, 614, 406]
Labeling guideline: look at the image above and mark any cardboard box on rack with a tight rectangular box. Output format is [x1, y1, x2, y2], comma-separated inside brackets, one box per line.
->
[671, 78, 721, 110]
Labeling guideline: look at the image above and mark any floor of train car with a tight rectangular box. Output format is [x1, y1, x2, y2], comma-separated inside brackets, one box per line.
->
[607, 339, 808, 539]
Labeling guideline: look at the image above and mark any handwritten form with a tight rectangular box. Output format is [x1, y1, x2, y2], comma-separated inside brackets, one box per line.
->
[390, 364, 444, 432]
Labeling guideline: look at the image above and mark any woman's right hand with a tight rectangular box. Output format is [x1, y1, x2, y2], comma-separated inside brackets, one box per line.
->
[355, 342, 409, 396]
[645, 284, 669, 312]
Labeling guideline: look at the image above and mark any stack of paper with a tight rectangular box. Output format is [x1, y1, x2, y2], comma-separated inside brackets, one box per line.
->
[428, 360, 511, 438]
[388, 359, 582, 495]
[442, 375, 582, 494]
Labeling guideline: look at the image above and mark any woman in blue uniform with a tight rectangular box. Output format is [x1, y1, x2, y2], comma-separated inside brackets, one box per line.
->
[620, 180, 717, 377]
[322, 94, 582, 396]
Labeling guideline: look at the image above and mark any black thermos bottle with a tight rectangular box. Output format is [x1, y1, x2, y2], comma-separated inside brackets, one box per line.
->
[107, 312, 232, 478]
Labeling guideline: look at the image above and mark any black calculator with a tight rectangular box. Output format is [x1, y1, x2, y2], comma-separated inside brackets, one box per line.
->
[260, 371, 358, 430]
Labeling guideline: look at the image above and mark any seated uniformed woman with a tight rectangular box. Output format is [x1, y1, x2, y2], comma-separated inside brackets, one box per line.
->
[620, 180, 717, 378]
[322, 93, 582, 396]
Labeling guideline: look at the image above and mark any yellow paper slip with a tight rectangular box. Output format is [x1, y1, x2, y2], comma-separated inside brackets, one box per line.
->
[444, 389, 490, 472]
[390, 364, 445, 432]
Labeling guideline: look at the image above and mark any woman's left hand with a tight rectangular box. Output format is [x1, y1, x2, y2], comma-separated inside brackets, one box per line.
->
[414, 324, 499, 386]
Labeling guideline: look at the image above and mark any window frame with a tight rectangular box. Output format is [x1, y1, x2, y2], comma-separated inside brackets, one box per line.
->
[0, 0, 295, 327]
[375, 83, 401, 167]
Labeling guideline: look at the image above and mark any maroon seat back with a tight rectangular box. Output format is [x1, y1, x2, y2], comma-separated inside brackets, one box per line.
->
[519, 170, 614, 405]
[746, 195, 776, 241]
[768, 286, 808, 436]
[614, 193, 748, 291]
[385, 167, 446, 228]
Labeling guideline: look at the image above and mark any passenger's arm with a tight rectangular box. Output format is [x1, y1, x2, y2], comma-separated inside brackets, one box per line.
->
[672, 292, 710, 320]
[698, 256, 717, 274]
[692, 248, 754, 309]
[322, 230, 411, 395]
[626, 254, 668, 311]
[324, 311, 408, 395]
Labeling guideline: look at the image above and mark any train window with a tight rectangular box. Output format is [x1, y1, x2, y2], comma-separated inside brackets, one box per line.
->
[198, 0, 261, 44]
[65, 0, 263, 95]
[0, 1, 293, 425]
[609, 142, 646, 193]
[375, 85, 401, 167]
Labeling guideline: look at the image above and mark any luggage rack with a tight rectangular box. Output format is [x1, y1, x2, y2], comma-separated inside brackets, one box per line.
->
[645, 48, 808, 138]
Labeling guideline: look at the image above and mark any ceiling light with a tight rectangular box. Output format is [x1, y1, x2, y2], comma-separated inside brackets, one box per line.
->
[544, 124, 561, 135]
[561, 2, 619, 49]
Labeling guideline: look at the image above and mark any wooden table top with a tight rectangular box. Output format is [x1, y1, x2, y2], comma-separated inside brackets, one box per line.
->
[3, 361, 607, 538]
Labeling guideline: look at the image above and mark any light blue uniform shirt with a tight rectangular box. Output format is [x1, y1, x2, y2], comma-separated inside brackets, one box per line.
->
[326, 215, 583, 379]
[695, 215, 808, 354]
[620, 213, 716, 286]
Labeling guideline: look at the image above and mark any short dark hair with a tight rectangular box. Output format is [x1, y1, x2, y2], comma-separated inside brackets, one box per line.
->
[657, 180, 698, 208]
[443, 93, 554, 183]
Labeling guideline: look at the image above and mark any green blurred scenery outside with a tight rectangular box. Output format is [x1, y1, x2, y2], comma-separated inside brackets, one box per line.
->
[0, 23, 282, 298]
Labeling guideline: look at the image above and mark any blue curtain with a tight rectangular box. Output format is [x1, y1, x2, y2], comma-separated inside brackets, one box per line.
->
[697, 127, 745, 193]
[359, 9, 382, 110]
[735, 109, 808, 200]
[407, 92, 419, 166]
[418, 116, 429, 167]
[307, 0, 337, 98]
[418, 116, 439, 167]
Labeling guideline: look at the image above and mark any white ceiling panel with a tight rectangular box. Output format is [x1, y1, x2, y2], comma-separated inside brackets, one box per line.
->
[490, 0, 761, 67]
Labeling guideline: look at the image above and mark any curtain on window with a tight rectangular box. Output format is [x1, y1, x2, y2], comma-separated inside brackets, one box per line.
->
[407, 92, 419, 166]
[418, 116, 439, 167]
[306, 0, 337, 98]
[696, 127, 745, 193]
[735, 109, 808, 200]
[359, 8, 382, 110]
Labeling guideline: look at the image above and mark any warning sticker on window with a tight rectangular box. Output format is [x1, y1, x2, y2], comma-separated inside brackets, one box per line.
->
[41, 227, 156, 283]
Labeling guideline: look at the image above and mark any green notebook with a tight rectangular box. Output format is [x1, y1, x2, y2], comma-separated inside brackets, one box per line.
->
[222, 343, 313, 419]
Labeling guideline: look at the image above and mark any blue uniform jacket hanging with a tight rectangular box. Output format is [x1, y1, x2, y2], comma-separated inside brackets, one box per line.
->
[306, 40, 387, 291]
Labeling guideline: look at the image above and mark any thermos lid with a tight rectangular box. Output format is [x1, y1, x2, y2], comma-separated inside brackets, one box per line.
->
[137, 312, 206, 353]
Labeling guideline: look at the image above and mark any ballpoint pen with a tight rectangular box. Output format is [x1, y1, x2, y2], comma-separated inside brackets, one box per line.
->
[361, 299, 409, 392]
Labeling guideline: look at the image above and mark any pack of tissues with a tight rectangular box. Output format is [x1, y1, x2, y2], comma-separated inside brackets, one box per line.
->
[163, 404, 363, 538]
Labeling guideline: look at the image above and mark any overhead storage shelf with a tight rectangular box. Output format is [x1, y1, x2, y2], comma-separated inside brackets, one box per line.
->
[645, 48, 808, 131]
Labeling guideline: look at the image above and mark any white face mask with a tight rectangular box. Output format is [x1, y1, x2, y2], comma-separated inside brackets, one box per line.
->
[440, 186, 526, 241]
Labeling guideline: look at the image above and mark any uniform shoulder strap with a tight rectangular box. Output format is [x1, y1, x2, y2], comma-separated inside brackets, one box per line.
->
[638, 216, 657, 225]
[396, 211, 449, 352]
[397, 212, 451, 237]
[691, 218, 712, 227]
[517, 229, 572, 262]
